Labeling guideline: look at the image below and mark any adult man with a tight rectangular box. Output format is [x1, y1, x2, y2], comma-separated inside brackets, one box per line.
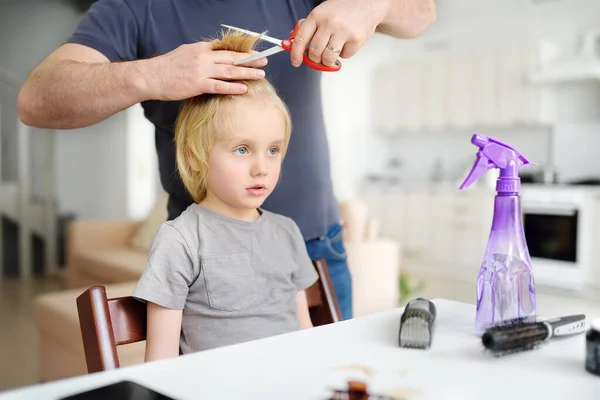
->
[17, 0, 435, 320]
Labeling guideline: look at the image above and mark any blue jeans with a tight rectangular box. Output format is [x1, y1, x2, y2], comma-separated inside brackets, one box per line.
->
[305, 224, 353, 320]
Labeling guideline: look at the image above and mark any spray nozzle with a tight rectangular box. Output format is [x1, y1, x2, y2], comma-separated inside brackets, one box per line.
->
[460, 134, 535, 193]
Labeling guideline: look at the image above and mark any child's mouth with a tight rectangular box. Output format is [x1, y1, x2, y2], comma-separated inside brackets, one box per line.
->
[246, 184, 266, 196]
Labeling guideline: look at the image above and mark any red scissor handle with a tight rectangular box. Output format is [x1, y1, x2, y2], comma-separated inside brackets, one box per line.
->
[281, 19, 342, 72]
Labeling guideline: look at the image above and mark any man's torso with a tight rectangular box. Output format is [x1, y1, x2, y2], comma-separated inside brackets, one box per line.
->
[66, 0, 340, 240]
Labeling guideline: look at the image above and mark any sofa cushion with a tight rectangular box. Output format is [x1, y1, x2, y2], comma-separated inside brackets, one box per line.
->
[73, 248, 148, 284]
[130, 191, 169, 253]
[34, 282, 139, 353]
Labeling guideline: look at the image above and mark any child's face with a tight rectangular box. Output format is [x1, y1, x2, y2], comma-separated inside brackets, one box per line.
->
[204, 98, 286, 215]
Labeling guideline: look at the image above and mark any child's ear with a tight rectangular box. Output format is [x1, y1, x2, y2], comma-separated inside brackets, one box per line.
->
[185, 148, 201, 171]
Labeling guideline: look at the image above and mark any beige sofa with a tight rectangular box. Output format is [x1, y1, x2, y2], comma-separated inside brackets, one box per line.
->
[64, 191, 169, 289]
[34, 197, 400, 383]
[65, 219, 147, 289]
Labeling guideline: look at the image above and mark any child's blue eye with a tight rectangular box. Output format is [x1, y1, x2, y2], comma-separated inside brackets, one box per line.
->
[235, 147, 248, 155]
[268, 147, 278, 155]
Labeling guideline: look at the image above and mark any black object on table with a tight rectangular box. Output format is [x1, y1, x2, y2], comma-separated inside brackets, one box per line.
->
[58, 380, 178, 400]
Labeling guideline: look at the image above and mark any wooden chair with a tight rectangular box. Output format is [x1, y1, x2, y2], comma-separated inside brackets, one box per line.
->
[305, 258, 343, 326]
[76, 258, 342, 373]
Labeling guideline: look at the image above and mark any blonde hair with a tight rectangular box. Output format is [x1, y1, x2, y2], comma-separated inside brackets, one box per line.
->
[174, 31, 292, 203]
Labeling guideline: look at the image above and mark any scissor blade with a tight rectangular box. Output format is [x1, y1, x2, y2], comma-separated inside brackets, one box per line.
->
[220, 24, 282, 46]
[233, 46, 286, 65]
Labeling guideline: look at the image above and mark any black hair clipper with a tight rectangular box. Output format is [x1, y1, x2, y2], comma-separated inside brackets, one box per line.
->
[398, 298, 437, 350]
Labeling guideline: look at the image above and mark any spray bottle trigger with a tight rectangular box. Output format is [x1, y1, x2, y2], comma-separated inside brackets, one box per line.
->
[459, 152, 493, 190]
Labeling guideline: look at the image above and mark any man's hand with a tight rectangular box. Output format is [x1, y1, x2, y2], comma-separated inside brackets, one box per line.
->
[143, 41, 269, 101]
[290, 0, 436, 68]
[290, 0, 388, 68]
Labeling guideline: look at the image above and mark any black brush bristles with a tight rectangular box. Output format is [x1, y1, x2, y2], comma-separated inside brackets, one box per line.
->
[481, 319, 550, 357]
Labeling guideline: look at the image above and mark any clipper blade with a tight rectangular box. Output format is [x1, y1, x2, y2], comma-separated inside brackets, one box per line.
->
[398, 298, 436, 350]
[399, 317, 432, 349]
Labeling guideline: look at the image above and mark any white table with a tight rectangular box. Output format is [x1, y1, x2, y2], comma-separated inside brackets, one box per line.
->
[1, 299, 599, 399]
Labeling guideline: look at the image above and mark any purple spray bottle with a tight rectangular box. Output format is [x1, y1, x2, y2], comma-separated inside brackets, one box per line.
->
[460, 134, 537, 331]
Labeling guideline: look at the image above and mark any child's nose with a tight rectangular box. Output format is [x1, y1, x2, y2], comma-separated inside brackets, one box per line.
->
[251, 155, 268, 176]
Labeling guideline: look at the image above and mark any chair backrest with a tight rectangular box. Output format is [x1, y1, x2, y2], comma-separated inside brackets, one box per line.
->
[76, 286, 147, 373]
[76, 258, 342, 374]
[305, 258, 343, 326]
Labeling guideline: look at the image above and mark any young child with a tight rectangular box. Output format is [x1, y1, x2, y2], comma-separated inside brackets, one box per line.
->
[132, 31, 318, 362]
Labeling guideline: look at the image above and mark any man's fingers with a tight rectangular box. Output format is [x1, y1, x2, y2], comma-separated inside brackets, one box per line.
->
[233, 49, 270, 67]
[322, 34, 344, 67]
[210, 49, 268, 68]
[307, 29, 331, 65]
[200, 78, 248, 95]
[201, 43, 268, 66]
[339, 41, 361, 59]
[212, 63, 266, 81]
[235, 56, 269, 68]
[290, 18, 317, 67]
[207, 49, 247, 63]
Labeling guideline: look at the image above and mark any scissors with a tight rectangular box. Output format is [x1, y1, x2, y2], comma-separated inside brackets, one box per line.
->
[220, 19, 342, 72]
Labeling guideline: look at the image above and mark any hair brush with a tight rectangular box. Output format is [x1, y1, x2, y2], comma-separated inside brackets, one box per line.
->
[481, 314, 586, 356]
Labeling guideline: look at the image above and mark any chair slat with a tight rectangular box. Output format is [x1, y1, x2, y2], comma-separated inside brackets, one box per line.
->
[108, 296, 147, 345]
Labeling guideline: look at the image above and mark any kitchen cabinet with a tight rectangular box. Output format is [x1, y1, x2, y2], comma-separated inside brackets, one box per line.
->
[360, 186, 494, 281]
[420, 53, 447, 131]
[371, 41, 558, 134]
[362, 184, 600, 294]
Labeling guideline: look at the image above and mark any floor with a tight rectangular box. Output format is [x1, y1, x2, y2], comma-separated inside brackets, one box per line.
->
[0, 272, 66, 392]
[1, 270, 599, 393]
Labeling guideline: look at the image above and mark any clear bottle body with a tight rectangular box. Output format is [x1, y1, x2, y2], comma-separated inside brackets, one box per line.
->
[475, 193, 536, 331]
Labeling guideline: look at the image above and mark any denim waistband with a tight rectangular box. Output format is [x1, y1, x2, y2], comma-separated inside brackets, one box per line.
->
[306, 223, 343, 243]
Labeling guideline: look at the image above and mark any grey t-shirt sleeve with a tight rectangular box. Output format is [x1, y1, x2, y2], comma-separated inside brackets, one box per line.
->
[288, 219, 319, 291]
[132, 223, 197, 310]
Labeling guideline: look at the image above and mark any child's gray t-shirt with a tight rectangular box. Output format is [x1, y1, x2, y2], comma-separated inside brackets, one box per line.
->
[132, 204, 318, 354]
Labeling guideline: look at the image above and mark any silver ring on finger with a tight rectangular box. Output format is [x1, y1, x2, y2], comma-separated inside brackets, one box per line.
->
[326, 44, 341, 54]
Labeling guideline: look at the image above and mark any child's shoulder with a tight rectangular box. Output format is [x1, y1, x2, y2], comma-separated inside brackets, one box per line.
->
[153, 203, 203, 243]
[261, 210, 302, 236]
[262, 209, 293, 225]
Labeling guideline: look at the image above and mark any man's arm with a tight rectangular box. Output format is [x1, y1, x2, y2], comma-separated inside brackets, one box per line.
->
[375, 0, 436, 38]
[17, 43, 267, 130]
[17, 44, 147, 129]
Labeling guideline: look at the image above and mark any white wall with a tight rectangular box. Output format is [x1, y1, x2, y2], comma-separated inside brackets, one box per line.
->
[125, 104, 159, 220]
[0, 0, 157, 220]
[320, 34, 397, 200]
[323, 0, 600, 198]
